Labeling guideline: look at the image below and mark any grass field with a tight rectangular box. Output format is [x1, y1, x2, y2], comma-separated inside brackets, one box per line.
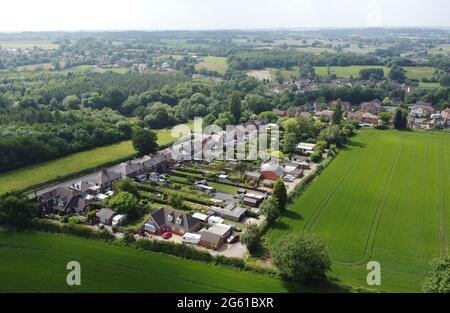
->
[0, 122, 192, 194]
[314, 66, 437, 81]
[0, 232, 288, 292]
[195, 56, 228, 74]
[270, 129, 450, 292]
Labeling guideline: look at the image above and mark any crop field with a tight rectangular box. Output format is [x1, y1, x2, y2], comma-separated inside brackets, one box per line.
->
[270, 129, 450, 292]
[195, 56, 228, 74]
[0, 123, 191, 194]
[0, 232, 288, 292]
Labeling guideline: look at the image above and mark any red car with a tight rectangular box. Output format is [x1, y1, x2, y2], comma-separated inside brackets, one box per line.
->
[162, 231, 172, 239]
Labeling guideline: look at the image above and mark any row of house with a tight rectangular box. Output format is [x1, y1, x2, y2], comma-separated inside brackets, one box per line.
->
[38, 150, 174, 215]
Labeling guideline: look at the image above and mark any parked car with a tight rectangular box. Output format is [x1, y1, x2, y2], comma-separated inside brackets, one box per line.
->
[227, 235, 240, 244]
[162, 231, 172, 239]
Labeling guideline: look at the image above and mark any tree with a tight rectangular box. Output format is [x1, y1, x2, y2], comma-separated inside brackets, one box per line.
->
[389, 65, 407, 83]
[272, 179, 288, 212]
[228, 91, 241, 124]
[332, 100, 343, 125]
[319, 125, 343, 146]
[108, 192, 140, 219]
[271, 233, 331, 282]
[423, 255, 449, 293]
[62, 95, 81, 110]
[113, 178, 139, 199]
[378, 111, 393, 127]
[259, 197, 280, 225]
[283, 132, 298, 154]
[168, 194, 184, 210]
[299, 63, 316, 80]
[132, 127, 158, 156]
[0, 194, 37, 227]
[242, 224, 260, 254]
[394, 108, 408, 130]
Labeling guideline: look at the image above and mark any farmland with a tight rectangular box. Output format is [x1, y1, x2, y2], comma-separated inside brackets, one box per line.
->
[195, 56, 228, 74]
[0, 123, 189, 194]
[0, 232, 288, 292]
[314, 66, 437, 81]
[270, 129, 450, 292]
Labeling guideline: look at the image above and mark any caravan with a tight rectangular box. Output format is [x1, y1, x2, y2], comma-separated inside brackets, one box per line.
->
[182, 233, 201, 244]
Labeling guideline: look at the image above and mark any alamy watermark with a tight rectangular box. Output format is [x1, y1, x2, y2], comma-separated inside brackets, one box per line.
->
[66, 261, 81, 286]
[366, 261, 381, 286]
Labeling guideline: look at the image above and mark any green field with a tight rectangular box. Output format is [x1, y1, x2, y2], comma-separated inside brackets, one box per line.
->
[195, 56, 228, 74]
[0, 232, 287, 292]
[0, 123, 191, 194]
[314, 66, 437, 81]
[270, 129, 450, 292]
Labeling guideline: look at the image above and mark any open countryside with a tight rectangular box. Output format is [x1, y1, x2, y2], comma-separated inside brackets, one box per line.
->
[270, 129, 450, 292]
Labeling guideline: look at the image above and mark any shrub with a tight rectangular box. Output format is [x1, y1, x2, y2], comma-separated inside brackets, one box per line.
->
[241, 224, 260, 254]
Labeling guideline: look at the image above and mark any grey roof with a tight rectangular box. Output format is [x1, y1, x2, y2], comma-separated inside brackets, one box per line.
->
[90, 170, 121, 186]
[260, 163, 284, 176]
[113, 161, 143, 177]
[214, 192, 234, 201]
[200, 231, 223, 245]
[149, 207, 201, 231]
[244, 171, 261, 179]
[97, 208, 116, 220]
[40, 186, 80, 206]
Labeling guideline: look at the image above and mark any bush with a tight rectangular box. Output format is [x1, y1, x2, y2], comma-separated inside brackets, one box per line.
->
[271, 233, 331, 282]
[241, 224, 260, 254]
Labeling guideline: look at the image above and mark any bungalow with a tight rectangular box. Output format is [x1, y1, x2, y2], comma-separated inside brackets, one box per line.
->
[209, 203, 248, 222]
[88, 169, 122, 192]
[144, 208, 202, 236]
[97, 208, 117, 226]
[260, 163, 283, 181]
[360, 99, 382, 115]
[192, 212, 209, 223]
[38, 186, 91, 214]
[442, 108, 450, 126]
[296, 142, 316, 154]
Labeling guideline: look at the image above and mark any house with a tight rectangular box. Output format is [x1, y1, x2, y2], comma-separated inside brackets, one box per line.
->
[360, 99, 382, 115]
[260, 163, 283, 181]
[144, 208, 202, 236]
[314, 110, 334, 121]
[208, 215, 225, 225]
[88, 169, 122, 192]
[296, 142, 316, 154]
[411, 103, 435, 117]
[97, 208, 117, 225]
[348, 111, 379, 125]
[38, 186, 91, 214]
[199, 224, 231, 250]
[209, 203, 248, 222]
[113, 161, 144, 179]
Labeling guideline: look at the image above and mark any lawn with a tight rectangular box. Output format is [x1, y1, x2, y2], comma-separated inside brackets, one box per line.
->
[270, 129, 450, 292]
[0, 122, 192, 194]
[0, 232, 288, 292]
[195, 56, 228, 74]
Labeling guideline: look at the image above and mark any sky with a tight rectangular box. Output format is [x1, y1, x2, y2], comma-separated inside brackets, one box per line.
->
[0, 0, 448, 32]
